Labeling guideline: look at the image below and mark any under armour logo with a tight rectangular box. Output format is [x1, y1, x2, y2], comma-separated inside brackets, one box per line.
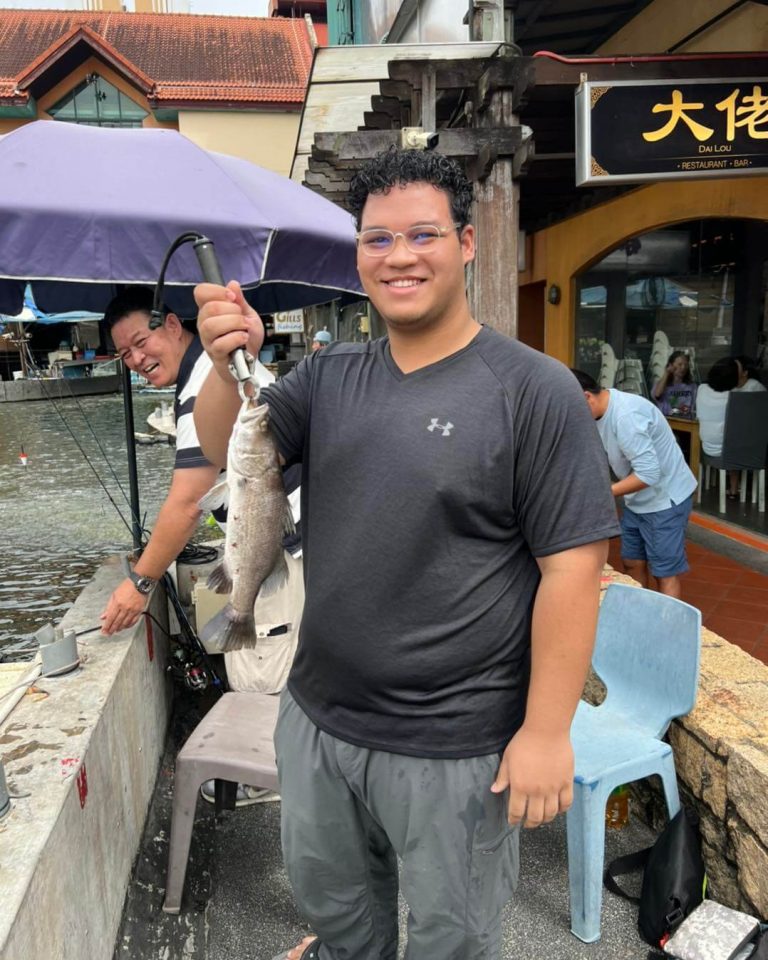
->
[428, 418, 454, 437]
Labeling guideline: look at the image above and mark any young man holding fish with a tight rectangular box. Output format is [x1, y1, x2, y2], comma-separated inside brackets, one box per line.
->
[192, 149, 619, 960]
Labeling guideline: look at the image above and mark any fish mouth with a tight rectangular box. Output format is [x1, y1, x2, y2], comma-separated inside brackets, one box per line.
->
[238, 398, 270, 426]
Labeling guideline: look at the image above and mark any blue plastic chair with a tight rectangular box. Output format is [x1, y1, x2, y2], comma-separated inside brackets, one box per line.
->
[567, 583, 701, 943]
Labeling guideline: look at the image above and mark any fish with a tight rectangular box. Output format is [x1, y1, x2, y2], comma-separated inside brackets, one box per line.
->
[198, 398, 293, 652]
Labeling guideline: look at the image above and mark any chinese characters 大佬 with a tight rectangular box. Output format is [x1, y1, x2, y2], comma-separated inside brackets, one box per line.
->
[642, 85, 768, 143]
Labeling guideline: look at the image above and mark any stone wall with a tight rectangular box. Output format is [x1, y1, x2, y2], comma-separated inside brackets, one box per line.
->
[599, 570, 768, 918]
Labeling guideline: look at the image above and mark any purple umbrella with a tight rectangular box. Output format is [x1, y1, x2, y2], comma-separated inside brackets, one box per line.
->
[0, 121, 363, 316]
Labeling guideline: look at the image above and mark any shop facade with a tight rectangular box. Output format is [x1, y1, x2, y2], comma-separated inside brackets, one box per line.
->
[522, 176, 768, 383]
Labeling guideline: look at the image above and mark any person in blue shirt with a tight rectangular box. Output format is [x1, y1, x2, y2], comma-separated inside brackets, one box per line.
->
[573, 370, 697, 599]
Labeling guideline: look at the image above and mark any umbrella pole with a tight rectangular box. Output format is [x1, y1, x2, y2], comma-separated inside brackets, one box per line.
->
[120, 361, 143, 551]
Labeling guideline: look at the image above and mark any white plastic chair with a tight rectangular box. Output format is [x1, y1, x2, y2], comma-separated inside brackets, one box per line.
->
[567, 583, 701, 943]
[616, 358, 649, 397]
[599, 342, 617, 388]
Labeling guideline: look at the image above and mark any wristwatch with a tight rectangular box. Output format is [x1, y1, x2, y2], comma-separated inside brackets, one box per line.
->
[128, 571, 156, 596]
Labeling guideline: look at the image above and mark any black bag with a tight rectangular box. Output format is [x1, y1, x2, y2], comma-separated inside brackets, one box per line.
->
[752, 928, 768, 960]
[604, 807, 707, 951]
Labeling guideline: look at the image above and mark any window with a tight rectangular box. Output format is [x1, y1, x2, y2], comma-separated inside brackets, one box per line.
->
[575, 220, 748, 383]
[49, 75, 147, 128]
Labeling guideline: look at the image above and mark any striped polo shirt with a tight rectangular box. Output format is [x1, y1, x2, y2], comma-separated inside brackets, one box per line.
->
[174, 336, 213, 470]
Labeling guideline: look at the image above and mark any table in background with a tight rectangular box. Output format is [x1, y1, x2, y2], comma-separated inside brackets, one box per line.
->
[666, 416, 700, 499]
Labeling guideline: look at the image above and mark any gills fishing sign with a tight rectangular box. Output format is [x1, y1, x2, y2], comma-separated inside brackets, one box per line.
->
[576, 79, 768, 185]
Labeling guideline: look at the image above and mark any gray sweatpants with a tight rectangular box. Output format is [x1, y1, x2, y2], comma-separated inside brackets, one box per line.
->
[274, 690, 520, 960]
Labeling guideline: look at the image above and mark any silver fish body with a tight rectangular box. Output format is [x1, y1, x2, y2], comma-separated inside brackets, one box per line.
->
[200, 398, 292, 652]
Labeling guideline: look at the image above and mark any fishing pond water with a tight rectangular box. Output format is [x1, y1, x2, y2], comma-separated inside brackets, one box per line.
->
[0, 392, 179, 652]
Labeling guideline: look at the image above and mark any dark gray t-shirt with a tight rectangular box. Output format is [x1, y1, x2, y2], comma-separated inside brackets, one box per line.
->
[262, 326, 619, 758]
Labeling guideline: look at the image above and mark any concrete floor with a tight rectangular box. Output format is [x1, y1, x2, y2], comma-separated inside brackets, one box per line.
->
[115, 693, 656, 960]
[115, 518, 768, 960]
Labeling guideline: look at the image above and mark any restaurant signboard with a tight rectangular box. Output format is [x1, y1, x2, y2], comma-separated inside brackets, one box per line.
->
[576, 79, 768, 185]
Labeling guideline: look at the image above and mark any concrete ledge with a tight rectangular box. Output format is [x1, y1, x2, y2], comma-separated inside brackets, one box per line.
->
[0, 557, 172, 960]
[0, 375, 121, 402]
[600, 569, 768, 917]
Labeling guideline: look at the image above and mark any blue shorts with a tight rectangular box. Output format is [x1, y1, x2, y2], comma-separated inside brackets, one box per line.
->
[620, 497, 692, 578]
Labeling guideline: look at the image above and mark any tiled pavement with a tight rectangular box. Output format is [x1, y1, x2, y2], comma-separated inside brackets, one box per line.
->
[607, 532, 768, 665]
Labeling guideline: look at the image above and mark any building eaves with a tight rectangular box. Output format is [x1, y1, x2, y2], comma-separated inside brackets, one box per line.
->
[0, 9, 312, 109]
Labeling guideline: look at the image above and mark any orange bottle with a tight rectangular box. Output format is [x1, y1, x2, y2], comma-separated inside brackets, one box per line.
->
[605, 784, 630, 829]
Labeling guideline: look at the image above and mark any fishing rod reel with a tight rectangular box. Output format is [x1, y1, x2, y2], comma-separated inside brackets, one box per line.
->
[150, 232, 254, 392]
[167, 642, 210, 693]
[162, 570, 227, 696]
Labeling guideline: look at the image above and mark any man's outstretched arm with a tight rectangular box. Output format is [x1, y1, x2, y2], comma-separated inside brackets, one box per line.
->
[99, 463, 218, 635]
[492, 539, 607, 826]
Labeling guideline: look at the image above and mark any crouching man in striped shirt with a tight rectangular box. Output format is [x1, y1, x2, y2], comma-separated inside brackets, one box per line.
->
[99, 287, 222, 635]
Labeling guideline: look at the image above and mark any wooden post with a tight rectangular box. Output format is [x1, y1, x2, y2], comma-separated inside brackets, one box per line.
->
[469, 85, 520, 339]
[421, 67, 436, 130]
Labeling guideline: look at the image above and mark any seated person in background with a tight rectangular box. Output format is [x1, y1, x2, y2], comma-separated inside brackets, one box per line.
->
[733, 355, 766, 393]
[696, 357, 742, 500]
[652, 350, 697, 418]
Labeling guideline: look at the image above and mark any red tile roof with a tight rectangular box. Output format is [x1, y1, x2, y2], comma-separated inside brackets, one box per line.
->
[0, 9, 313, 108]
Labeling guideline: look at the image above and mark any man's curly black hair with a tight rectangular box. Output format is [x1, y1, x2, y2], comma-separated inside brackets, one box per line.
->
[348, 148, 474, 229]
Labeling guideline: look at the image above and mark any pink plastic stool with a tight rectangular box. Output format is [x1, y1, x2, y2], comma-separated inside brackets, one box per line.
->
[162, 692, 280, 914]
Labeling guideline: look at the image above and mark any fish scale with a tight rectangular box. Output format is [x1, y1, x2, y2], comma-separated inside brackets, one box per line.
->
[199, 397, 292, 652]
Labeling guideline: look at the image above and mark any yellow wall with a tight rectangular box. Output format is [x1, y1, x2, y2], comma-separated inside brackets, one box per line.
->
[522, 177, 768, 364]
[529, 1, 768, 364]
[598, 0, 768, 53]
[1, 63, 298, 179]
[178, 111, 300, 176]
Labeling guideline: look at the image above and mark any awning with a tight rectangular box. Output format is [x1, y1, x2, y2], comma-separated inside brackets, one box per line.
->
[0, 287, 101, 324]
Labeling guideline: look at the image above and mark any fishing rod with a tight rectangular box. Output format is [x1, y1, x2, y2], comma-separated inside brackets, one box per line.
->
[17, 339, 141, 542]
[20, 337, 141, 533]
[149, 231, 253, 389]
[14, 333, 211, 687]
[14, 238, 233, 692]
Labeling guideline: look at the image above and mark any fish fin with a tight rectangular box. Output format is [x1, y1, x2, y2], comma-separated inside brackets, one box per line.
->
[200, 605, 258, 653]
[206, 560, 233, 595]
[198, 477, 229, 514]
[257, 552, 289, 599]
[282, 501, 296, 537]
[199, 606, 230, 649]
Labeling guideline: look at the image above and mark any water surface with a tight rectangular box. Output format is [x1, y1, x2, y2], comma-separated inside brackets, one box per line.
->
[0, 392, 178, 651]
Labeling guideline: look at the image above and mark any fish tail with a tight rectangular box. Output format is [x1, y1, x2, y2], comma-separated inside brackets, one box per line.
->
[207, 560, 233, 595]
[200, 604, 258, 653]
[257, 551, 289, 599]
